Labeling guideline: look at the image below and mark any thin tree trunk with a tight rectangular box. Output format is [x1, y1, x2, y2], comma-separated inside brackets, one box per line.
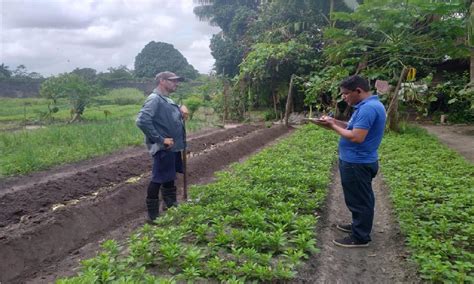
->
[69, 113, 82, 123]
[471, 48, 474, 85]
[284, 75, 295, 126]
[355, 54, 368, 75]
[330, 0, 335, 27]
[223, 79, 229, 123]
[386, 67, 408, 132]
[470, 3, 474, 84]
[272, 90, 278, 120]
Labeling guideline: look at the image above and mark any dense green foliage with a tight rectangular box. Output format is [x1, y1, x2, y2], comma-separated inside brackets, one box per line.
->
[322, 0, 470, 117]
[196, 0, 472, 123]
[209, 34, 245, 77]
[237, 40, 318, 117]
[134, 41, 199, 79]
[380, 126, 474, 282]
[57, 125, 338, 283]
[194, 0, 352, 78]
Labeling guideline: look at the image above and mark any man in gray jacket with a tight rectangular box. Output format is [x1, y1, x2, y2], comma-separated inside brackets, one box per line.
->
[136, 71, 188, 223]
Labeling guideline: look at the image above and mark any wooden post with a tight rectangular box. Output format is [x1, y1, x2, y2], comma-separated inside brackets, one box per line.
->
[182, 148, 187, 201]
[470, 3, 474, 84]
[223, 78, 229, 125]
[470, 48, 474, 85]
[330, 0, 335, 27]
[284, 74, 295, 126]
[386, 67, 408, 132]
[272, 89, 278, 120]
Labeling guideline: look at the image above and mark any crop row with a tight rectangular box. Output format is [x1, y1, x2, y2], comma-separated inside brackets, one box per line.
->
[58, 125, 338, 283]
[380, 126, 474, 282]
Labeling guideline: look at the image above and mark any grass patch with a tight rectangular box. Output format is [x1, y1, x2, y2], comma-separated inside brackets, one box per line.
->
[94, 88, 145, 106]
[0, 118, 143, 177]
[0, 97, 69, 122]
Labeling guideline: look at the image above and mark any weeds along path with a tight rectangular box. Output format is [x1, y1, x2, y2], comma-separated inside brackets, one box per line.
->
[297, 167, 420, 283]
[0, 124, 292, 283]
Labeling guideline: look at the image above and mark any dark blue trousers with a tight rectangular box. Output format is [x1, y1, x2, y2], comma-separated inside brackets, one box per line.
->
[339, 159, 379, 242]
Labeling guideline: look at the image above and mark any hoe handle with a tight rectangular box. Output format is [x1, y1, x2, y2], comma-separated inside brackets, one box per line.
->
[182, 148, 188, 200]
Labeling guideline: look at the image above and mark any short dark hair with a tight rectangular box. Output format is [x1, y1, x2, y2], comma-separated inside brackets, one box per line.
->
[340, 75, 370, 92]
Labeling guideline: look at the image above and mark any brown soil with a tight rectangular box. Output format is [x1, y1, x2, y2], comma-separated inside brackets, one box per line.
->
[296, 169, 420, 283]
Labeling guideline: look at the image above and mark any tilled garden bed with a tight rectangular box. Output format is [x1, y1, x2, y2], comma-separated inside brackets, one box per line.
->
[0, 124, 292, 283]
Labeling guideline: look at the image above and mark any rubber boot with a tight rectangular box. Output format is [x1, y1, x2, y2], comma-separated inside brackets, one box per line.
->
[162, 186, 178, 209]
[146, 198, 160, 223]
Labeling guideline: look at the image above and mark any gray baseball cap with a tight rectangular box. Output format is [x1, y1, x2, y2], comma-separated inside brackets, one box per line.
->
[155, 71, 185, 82]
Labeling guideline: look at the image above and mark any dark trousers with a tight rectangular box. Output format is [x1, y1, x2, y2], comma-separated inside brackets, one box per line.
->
[339, 159, 379, 242]
[147, 180, 175, 199]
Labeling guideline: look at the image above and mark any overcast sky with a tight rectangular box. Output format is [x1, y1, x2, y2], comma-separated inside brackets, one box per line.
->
[0, 0, 220, 77]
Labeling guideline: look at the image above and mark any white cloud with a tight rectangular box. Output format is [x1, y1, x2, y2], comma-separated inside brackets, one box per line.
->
[3, 0, 94, 29]
[0, 0, 221, 76]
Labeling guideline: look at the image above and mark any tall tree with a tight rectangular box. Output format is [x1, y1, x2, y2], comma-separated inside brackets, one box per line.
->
[194, 1, 260, 76]
[0, 63, 12, 79]
[134, 41, 198, 79]
[104, 65, 134, 81]
[71, 68, 97, 82]
[209, 33, 245, 76]
[12, 65, 29, 78]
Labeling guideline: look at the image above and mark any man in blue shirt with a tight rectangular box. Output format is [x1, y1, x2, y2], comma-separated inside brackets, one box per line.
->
[136, 71, 188, 223]
[312, 75, 386, 247]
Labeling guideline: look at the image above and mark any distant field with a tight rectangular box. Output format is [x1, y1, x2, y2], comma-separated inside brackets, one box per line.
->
[0, 88, 218, 177]
[0, 88, 145, 127]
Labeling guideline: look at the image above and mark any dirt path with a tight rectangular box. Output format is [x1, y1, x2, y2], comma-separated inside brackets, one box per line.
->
[419, 124, 474, 163]
[297, 123, 473, 282]
[297, 169, 420, 283]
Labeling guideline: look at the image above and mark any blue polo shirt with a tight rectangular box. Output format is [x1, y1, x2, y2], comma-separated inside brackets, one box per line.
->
[339, 95, 386, 163]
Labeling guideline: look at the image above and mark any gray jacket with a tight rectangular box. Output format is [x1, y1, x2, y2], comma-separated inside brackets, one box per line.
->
[136, 89, 186, 156]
